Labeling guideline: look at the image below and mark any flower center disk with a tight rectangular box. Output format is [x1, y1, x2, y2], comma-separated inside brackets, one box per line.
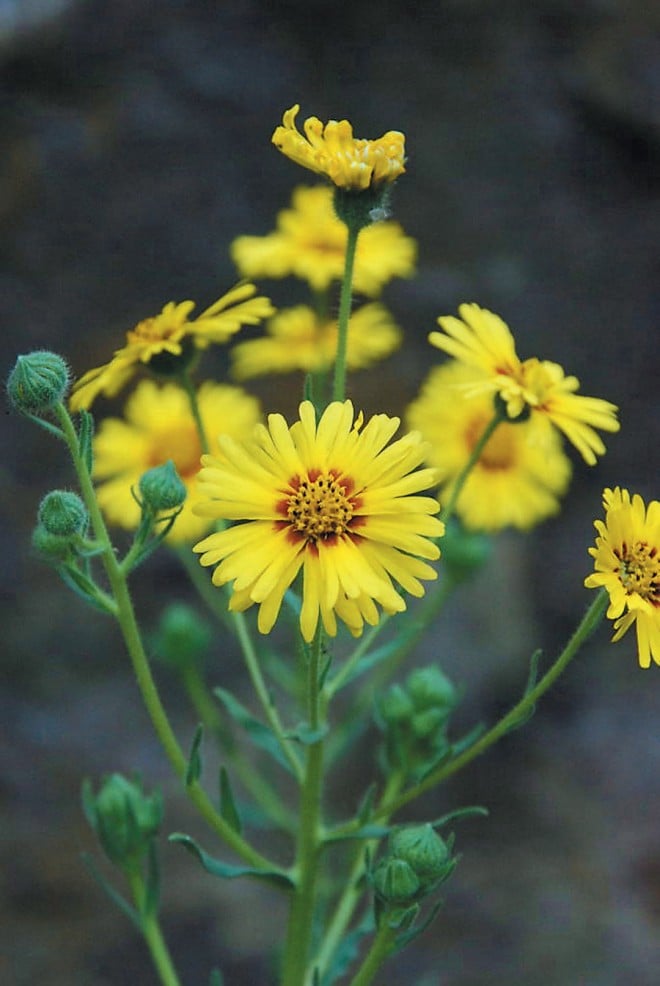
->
[286, 472, 355, 543]
[618, 541, 660, 604]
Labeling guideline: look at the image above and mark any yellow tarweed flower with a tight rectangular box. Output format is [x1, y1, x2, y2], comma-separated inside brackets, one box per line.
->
[585, 487, 660, 668]
[93, 380, 260, 543]
[407, 361, 572, 531]
[70, 284, 274, 411]
[231, 185, 416, 295]
[193, 400, 444, 642]
[272, 105, 405, 191]
[230, 303, 401, 380]
[429, 303, 620, 465]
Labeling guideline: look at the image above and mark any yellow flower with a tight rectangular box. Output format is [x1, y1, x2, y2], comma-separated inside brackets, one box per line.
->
[231, 185, 416, 294]
[272, 105, 406, 191]
[407, 361, 572, 531]
[428, 303, 620, 465]
[93, 379, 260, 543]
[585, 487, 660, 668]
[230, 303, 401, 380]
[70, 284, 274, 411]
[193, 401, 444, 642]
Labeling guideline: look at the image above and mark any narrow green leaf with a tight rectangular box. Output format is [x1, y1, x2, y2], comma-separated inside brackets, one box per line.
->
[321, 912, 374, 986]
[186, 724, 204, 787]
[81, 778, 97, 829]
[214, 688, 294, 775]
[80, 852, 142, 931]
[285, 723, 329, 745]
[57, 564, 115, 614]
[324, 823, 391, 845]
[448, 721, 486, 757]
[169, 833, 294, 889]
[77, 409, 95, 474]
[219, 767, 242, 835]
[142, 841, 161, 920]
[394, 898, 443, 950]
[429, 805, 489, 829]
[357, 782, 378, 824]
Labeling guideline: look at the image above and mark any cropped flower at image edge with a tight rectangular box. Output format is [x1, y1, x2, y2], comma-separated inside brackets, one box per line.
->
[585, 487, 660, 668]
[193, 401, 444, 642]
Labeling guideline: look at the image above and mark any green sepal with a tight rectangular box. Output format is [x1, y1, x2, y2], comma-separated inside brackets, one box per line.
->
[121, 504, 184, 574]
[142, 840, 161, 920]
[219, 767, 242, 835]
[169, 833, 294, 889]
[57, 563, 115, 614]
[77, 409, 95, 474]
[81, 852, 142, 931]
[186, 724, 204, 787]
[214, 687, 295, 775]
[382, 902, 419, 932]
[394, 897, 444, 951]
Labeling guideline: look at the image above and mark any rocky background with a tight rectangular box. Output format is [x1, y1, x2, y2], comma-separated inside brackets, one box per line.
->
[1, 1, 659, 983]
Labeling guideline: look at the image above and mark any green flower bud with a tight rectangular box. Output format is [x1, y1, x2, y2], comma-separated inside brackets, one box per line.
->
[32, 524, 74, 564]
[83, 773, 163, 870]
[372, 856, 420, 905]
[139, 460, 187, 512]
[389, 824, 454, 891]
[333, 185, 391, 232]
[406, 666, 457, 712]
[379, 683, 415, 724]
[411, 707, 449, 741]
[153, 603, 212, 669]
[7, 351, 70, 415]
[440, 520, 492, 584]
[38, 490, 88, 538]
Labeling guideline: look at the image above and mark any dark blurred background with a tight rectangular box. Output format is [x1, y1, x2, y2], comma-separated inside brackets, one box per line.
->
[2, 1, 659, 983]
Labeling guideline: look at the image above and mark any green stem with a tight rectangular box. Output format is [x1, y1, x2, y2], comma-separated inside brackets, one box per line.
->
[127, 871, 182, 986]
[347, 919, 396, 986]
[56, 403, 278, 872]
[332, 221, 361, 402]
[180, 369, 210, 455]
[440, 407, 506, 524]
[381, 589, 610, 817]
[281, 628, 326, 986]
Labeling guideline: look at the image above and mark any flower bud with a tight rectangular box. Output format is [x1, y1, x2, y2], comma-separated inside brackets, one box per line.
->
[83, 773, 163, 870]
[7, 351, 70, 415]
[388, 824, 455, 891]
[440, 520, 492, 584]
[139, 460, 187, 512]
[406, 666, 457, 712]
[32, 524, 75, 564]
[38, 490, 88, 538]
[372, 856, 420, 905]
[153, 602, 212, 669]
[379, 683, 415, 724]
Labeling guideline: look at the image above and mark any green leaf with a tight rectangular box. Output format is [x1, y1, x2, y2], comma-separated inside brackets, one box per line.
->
[81, 777, 97, 829]
[357, 782, 378, 825]
[186, 724, 204, 787]
[219, 767, 242, 835]
[448, 721, 486, 758]
[214, 688, 295, 775]
[77, 409, 95, 475]
[57, 564, 115, 614]
[169, 833, 293, 889]
[285, 723, 329, 745]
[81, 852, 142, 931]
[324, 823, 391, 846]
[429, 805, 489, 829]
[394, 898, 444, 950]
[320, 913, 374, 986]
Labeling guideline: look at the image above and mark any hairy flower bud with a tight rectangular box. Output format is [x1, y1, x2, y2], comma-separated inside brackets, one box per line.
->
[7, 351, 70, 415]
[38, 490, 88, 538]
[32, 524, 75, 564]
[139, 460, 187, 512]
[153, 602, 212, 669]
[388, 824, 455, 892]
[406, 666, 457, 712]
[83, 774, 163, 870]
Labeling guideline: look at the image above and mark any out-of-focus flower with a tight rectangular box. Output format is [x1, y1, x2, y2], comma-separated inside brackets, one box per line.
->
[193, 400, 444, 642]
[231, 185, 416, 295]
[272, 105, 405, 191]
[93, 380, 260, 543]
[406, 361, 572, 531]
[230, 303, 401, 380]
[585, 487, 660, 668]
[70, 285, 274, 411]
[429, 303, 620, 465]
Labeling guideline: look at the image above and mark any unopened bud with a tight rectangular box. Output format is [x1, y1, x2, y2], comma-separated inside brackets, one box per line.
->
[38, 490, 88, 538]
[7, 351, 70, 415]
[139, 460, 186, 512]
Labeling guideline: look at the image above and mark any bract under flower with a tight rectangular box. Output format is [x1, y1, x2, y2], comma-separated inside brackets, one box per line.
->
[193, 400, 444, 642]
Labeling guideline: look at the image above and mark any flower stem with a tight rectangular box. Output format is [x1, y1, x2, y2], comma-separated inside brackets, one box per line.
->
[382, 588, 610, 817]
[56, 402, 278, 872]
[127, 871, 181, 986]
[281, 628, 326, 986]
[440, 407, 506, 524]
[179, 369, 210, 455]
[347, 919, 396, 986]
[332, 221, 361, 403]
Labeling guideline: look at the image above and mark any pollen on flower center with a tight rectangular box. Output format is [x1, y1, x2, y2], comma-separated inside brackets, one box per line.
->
[616, 542, 660, 603]
[129, 315, 177, 343]
[285, 473, 355, 542]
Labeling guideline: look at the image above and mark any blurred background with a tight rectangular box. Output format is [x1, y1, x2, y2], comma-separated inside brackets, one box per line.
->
[1, 0, 659, 983]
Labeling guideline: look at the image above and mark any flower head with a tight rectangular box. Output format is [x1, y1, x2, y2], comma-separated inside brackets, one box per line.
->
[407, 361, 572, 531]
[428, 304, 620, 465]
[231, 185, 416, 294]
[93, 379, 260, 543]
[70, 284, 274, 411]
[193, 401, 444, 642]
[585, 487, 660, 668]
[230, 303, 401, 380]
[272, 105, 406, 191]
